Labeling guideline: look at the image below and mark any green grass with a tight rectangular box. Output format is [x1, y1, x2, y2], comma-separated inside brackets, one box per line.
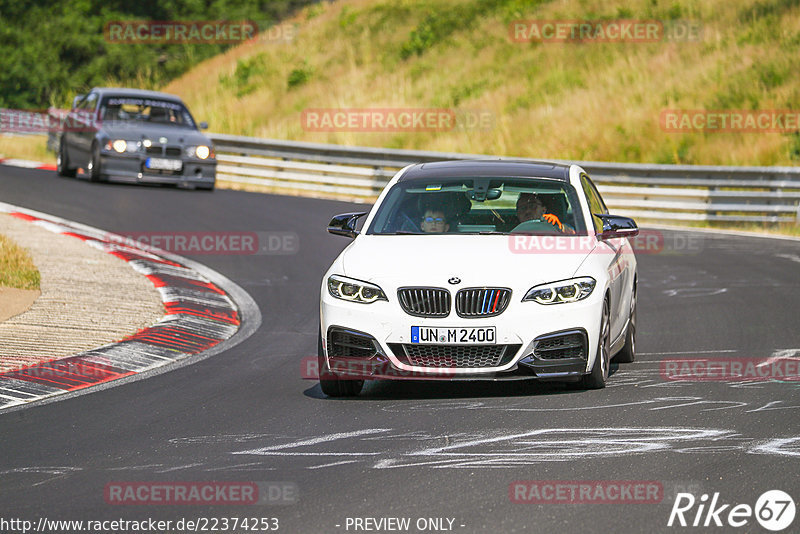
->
[0, 233, 41, 290]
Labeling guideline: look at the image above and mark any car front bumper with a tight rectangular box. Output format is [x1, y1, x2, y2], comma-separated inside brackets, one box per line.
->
[320, 286, 604, 381]
[99, 153, 216, 187]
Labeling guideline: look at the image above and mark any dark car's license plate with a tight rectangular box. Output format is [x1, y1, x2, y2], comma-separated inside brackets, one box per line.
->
[145, 158, 183, 171]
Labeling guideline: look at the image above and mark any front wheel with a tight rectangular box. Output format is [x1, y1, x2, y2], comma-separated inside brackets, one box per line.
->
[614, 286, 636, 363]
[88, 142, 102, 182]
[580, 297, 610, 389]
[318, 329, 363, 397]
[57, 140, 76, 177]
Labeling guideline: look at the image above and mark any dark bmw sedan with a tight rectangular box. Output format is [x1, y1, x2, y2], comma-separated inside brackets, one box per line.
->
[57, 87, 216, 190]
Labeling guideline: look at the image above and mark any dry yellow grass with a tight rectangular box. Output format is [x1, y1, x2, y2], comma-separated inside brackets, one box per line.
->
[2, 1, 795, 169]
[0, 135, 55, 164]
[163, 0, 800, 166]
[0, 233, 41, 290]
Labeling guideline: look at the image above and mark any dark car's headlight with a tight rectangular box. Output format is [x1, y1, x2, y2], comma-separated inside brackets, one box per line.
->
[186, 145, 212, 159]
[523, 277, 596, 304]
[327, 275, 387, 304]
[105, 140, 141, 153]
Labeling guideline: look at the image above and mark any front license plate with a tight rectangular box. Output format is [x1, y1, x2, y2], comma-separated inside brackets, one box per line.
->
[145, 157, 183, 171]
[411, 326, 496, 344]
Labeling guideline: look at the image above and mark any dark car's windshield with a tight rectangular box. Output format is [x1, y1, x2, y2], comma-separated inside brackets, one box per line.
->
[99, 96, 196, 128]
[367, 177, 588, 235]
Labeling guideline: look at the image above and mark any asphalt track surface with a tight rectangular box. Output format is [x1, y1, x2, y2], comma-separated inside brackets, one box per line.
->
[1, 167, 799, 533]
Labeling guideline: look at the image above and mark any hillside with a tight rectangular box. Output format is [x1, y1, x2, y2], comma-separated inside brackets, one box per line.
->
[164, 0, 800, 166]
[0, 0, 316, 109]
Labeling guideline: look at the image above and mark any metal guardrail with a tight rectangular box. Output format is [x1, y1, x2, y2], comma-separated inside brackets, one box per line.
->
[210, 133, 800, 224]
[44, 118, 799, 223]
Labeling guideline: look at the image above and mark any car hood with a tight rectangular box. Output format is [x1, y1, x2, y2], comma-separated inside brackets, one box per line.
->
[340, 234, 595, 291]
[100, 123, 211, 145]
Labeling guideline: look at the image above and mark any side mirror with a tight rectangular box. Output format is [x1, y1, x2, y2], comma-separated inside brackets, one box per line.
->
[199, 121, 209, 130]
[596, 214, 639, 240]
[328, 212, 367, 238]
[72, 95, 85, 109]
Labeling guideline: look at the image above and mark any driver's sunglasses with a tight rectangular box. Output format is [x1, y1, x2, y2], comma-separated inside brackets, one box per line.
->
[423, 216, 446, 224]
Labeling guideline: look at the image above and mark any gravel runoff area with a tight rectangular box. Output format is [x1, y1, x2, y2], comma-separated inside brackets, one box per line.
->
[0, 213, 164, 373]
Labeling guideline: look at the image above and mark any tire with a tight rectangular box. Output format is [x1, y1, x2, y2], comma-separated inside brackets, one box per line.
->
[88, 142, 102, 182]
[57, 140, 76, 177]
[197, 183, 215, 191]
[614, 284, 636, 364]
[318, 329, 364, 397]
[580, 297, 610, 389]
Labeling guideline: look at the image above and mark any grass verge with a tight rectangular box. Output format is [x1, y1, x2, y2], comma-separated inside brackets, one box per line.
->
[0, 233, 41, 290]
[0, 135, 55, 164]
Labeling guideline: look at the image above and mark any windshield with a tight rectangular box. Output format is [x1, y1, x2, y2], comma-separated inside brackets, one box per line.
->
[367, 177, 588, 235]
[99, 96, 196, 128]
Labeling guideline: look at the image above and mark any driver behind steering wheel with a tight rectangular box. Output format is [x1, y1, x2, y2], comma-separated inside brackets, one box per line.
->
[513, 192, 575, 234]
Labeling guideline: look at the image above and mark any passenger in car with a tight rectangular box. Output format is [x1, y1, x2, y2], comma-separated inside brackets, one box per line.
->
[420, 209, 450, 233]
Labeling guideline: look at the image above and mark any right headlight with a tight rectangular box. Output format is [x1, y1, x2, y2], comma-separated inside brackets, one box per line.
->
[105, 139, 140, 153]
[186, 145, 212, 159]
[523, 277, 596, 305]
[327, 275, 387, 304]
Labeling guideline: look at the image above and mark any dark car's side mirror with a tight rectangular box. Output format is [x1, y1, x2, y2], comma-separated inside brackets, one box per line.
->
[72, 95, 84, 109]
[596, 214, 639, 240]
[199, 121, 209, 130]
[328, 212, 367, 238]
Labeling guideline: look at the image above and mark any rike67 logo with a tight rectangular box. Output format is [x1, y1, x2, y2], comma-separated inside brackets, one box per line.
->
[668, 490, 796, 531]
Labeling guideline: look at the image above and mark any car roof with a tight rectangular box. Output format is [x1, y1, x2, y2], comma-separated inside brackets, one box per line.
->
[397, 159, 571, 182]
[89, 87, 185, 103]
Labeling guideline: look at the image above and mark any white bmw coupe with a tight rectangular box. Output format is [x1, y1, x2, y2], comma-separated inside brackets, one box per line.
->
[319, 160, 638, 396]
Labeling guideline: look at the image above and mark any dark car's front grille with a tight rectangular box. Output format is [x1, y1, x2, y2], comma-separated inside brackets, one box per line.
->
[327, 328, 379, 359]
[455, 288, 512, 318]
[534, 331, 587, 360]
[397, 287, 451, 318]
[145, 145, 182, 157]
[390, 343, 520, 368]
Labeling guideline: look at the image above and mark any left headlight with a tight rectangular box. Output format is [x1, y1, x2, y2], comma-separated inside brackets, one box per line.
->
[327, 275, 387, 304]
[523, 277, 596, 305]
